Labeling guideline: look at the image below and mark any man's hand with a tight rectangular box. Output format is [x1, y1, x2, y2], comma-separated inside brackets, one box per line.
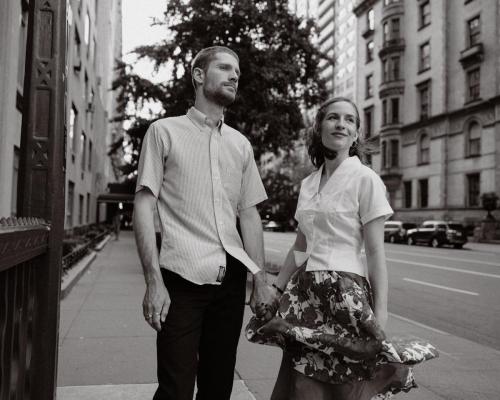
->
[250, 272, 280, 321]
[143, 276, 170, 332]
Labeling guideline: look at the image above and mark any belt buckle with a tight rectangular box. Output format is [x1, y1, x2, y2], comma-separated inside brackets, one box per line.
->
[216, 266, 226, 283]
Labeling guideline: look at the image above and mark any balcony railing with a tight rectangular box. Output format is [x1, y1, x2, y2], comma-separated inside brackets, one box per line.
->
[379, 38, 405, 58]
[459, 43, 484, 69]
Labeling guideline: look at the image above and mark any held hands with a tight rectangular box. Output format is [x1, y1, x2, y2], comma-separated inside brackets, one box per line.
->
[250, 272, 281, 321]
[143, 276, 170, 332]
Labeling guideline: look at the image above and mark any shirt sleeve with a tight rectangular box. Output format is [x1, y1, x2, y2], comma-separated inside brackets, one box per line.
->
[358, 171, 393, 225]
[238, 142, 268, 211]
[135, 121, 169, 197]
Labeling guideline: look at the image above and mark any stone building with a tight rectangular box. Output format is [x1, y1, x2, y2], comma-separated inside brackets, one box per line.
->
[0, 0, 123, 227]
[353, 0, 500, 225]
[317, 0, 358, 98]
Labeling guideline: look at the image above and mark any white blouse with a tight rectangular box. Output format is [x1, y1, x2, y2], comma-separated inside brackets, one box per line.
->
[294, 156, 393, 276]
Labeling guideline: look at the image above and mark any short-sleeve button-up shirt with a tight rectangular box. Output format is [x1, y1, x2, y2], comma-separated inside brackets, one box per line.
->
[136, 107, 267, 284]
[294, 156, 393, 276]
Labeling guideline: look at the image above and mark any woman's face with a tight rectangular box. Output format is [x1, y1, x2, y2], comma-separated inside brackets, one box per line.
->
[320, 101, 359, 154]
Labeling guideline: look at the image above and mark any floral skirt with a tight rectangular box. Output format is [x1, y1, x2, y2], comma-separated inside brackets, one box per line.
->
[245, 266, 439, 399]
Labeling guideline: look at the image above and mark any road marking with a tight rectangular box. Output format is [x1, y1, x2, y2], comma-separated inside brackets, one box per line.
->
[387, 258, 500, 279]
[403, 278, 479, 296]
[389, 312, 450, 335]
[266, 248, 282, 253]
[387, 249, 500, 267]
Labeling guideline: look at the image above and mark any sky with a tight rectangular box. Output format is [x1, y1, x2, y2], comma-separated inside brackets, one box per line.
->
[121, 0, 169, 82]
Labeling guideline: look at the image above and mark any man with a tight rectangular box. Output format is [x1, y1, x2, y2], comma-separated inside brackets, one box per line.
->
[133, 46, 274, 400]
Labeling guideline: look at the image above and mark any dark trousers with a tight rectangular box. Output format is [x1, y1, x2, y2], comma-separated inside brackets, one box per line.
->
[153, 254, 248, 400]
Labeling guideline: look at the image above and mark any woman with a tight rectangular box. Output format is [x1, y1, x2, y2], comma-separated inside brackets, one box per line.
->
[246, 97, 438, 400]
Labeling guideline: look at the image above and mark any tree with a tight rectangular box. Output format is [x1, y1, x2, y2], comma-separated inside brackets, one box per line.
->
[111, 0, 327, 178]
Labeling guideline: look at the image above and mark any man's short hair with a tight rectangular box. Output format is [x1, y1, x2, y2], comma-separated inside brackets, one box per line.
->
[191, 46, 239, 89]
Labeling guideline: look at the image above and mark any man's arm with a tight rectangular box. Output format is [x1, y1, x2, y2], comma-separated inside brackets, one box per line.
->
[134, 188, 170, 331]
[238, 206, 277, 319]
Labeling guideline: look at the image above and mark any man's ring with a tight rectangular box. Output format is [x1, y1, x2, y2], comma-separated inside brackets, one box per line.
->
[154, 312, 160, 316]
[146, 314, 152, 318]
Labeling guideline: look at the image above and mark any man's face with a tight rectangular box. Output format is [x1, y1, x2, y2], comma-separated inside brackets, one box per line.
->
[201, 52, 240, 107]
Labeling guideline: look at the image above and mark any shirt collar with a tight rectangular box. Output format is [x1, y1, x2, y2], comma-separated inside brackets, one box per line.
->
[313, 156, 361, 193]
[187, 106, 224, 134]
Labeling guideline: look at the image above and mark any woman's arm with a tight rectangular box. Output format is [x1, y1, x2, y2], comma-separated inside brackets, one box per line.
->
[363, 216, 389, 329]
[273, 228, 307, 292]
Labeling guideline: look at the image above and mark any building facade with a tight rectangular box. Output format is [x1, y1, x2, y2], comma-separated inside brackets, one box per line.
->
[0, 0, 122, 228]
[353, 0, 500, 225]
[317, 0, 357, 98]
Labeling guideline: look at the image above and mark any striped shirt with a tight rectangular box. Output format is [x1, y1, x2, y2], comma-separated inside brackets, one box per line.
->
[136, 107, 267, 285]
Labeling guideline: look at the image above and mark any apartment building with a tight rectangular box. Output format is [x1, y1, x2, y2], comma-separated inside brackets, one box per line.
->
[353, 0, 500, 224]
[317, 0, 357, 98]
[0, 0, 122, 227]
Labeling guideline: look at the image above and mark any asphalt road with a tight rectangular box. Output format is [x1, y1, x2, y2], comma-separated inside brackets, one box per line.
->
[263, 232, 500, 351]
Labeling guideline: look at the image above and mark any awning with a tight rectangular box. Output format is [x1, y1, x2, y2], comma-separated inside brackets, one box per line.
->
[96, 193, 134, 204]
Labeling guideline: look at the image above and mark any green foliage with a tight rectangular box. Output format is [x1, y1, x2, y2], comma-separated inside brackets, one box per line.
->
[111, 0, 326, 175]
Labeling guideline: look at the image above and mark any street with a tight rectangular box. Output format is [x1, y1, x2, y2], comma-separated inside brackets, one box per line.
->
[263, 232, 500, 351]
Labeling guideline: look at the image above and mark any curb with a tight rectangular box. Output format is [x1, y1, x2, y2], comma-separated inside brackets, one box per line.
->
[60, 251, 97, 300]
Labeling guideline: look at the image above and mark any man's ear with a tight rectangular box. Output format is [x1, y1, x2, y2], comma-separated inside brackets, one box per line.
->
[192, 67, 204, 86]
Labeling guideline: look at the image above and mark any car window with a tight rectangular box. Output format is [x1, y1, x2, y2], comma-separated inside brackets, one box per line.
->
[402, 223, 416, 229]
[436, 224, 447, 229]
[385, 223, 399, 228]
[448, 224, 464, 230]
[423, 223, 433, 228]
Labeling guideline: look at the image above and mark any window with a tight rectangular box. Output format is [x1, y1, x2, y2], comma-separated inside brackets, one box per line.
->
[391, 56, 400, 80]
[366, 41, 374, 62]
[467, 121, 481, 156]
[390, 139, 399, 167]
[391, 18, 400, 39]
[419, 133, 430, 164]
[384, 0, 400, 5]
[69, 104, 78, 156]
[391, 98, 399, 123]
[11, 147, 20, 216]
[87, 193, 91, 223]
[84, 11, 90, 46]
[419, 42, 431, 71]
[382, 59, 389, 82]
[419, 1, 431, 28]
[17, 7, 29, 92]
[364, 107, 374, 138]
[418, 81, 431, 120]
[467, 68, 480, 101]
[468, 16, 480, 47]
[81, 131, 86, 171]
[467, 173, 480, 206]
[67, 181, 75, 227]
[419, 179, 429, 208]
[381, 141, 387, 167]
[367, 9, 374, 31]
[382, 99, 388, 125]
[365, 74, 373, 98]
[88, 139, 92, 170]
[79, 194, 84, 225]
[383, 22, 389, 43]
[404, 181, 412, 208]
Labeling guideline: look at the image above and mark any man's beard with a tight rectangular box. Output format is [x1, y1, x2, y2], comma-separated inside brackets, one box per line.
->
[203, 84, 236, 107]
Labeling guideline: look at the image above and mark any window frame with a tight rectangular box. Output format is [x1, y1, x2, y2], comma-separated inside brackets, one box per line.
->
[419, 41, 431, 72]
[419, 1, 431, 29]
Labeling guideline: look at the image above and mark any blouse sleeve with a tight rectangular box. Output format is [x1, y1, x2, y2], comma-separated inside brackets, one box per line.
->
[358, 171, 393, 225]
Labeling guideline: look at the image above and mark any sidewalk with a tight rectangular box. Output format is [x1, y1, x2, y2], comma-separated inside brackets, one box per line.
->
[57, 231, 500, 400]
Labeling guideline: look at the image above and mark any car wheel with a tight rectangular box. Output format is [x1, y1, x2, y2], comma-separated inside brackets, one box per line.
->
[407, 236, 414, 246]
[454, 244, 463, 249]
[389, 235, 396, 244]
[431, 238, 440, 248]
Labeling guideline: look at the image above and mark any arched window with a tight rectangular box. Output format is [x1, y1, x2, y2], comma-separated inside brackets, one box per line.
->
[466, 121, 481, 157]
[419, 133, 430, 164]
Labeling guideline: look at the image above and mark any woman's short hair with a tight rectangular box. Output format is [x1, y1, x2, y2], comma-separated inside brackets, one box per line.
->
[308, 96, 368, 168]
[191, 46, 239, 89]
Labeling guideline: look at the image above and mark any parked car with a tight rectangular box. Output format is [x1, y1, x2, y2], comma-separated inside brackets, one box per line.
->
[384, 221, 417, 243]
[262, 220, 284, 232]
[406, 220, 467, 248]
